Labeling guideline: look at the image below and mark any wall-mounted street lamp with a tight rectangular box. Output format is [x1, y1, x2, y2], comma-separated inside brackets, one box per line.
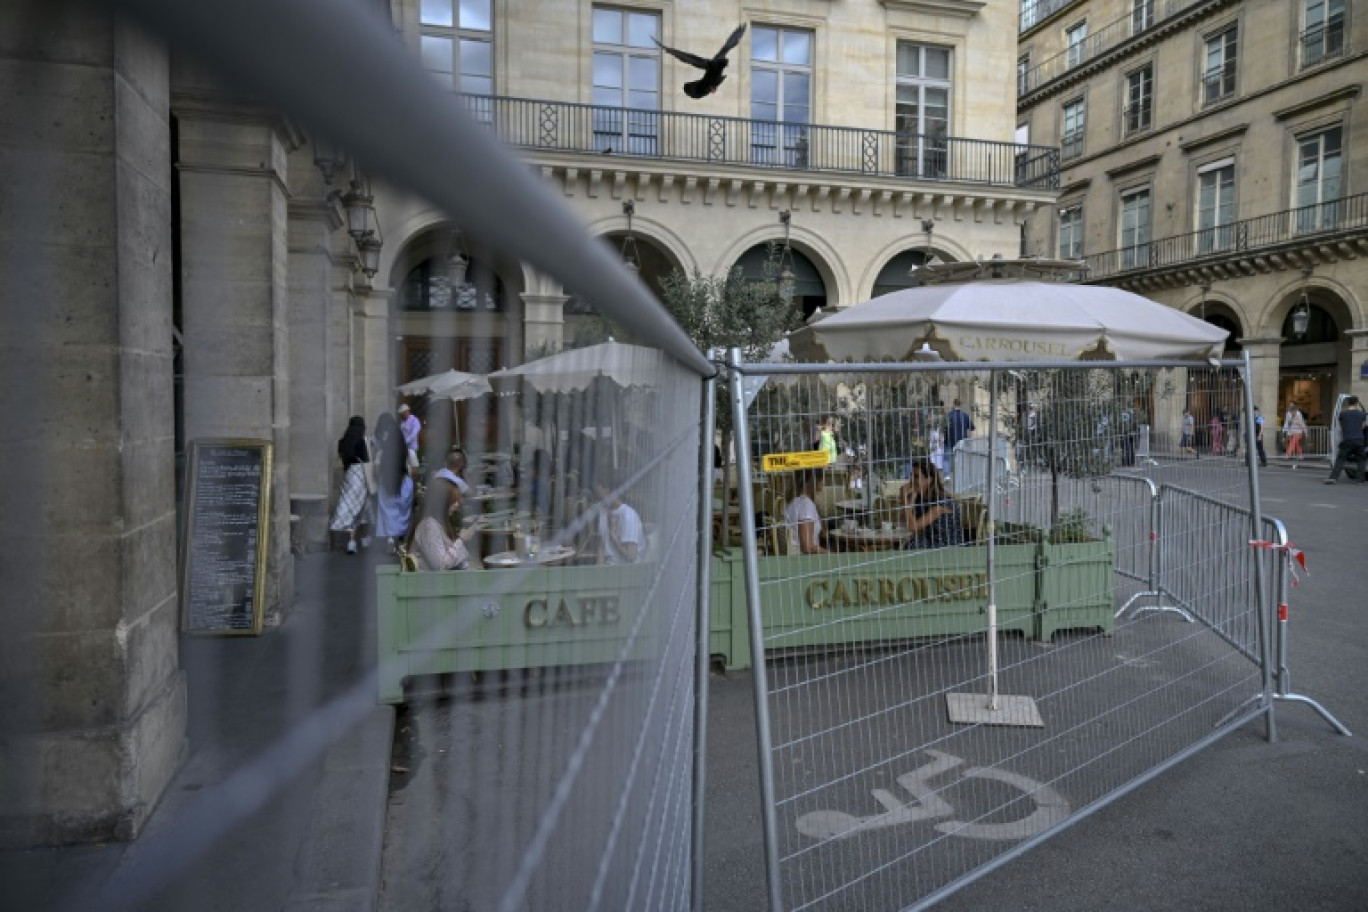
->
[620, 200, 640, 276]
[1291, 268, 1312, 337]
[778, 210, 796, 305]
[312, 135, 345, 185]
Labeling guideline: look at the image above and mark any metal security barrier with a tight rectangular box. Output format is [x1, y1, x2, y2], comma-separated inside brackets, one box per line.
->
[725, 354, 1284, 912]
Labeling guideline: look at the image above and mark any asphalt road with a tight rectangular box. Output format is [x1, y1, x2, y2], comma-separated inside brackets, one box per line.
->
[381, 464, 1368, 911]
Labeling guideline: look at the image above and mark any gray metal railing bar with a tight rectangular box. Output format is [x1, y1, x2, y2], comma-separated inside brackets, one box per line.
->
[113, 0, 714, 378]
[459, 94, 1060, 189]
[1083, 192, 1368, 280]
[1021, 0, 1208, 93]
[731, 357, 1245, 375]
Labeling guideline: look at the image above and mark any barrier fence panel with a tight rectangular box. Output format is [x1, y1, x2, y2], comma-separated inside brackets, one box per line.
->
[727, 356, 1274, 912]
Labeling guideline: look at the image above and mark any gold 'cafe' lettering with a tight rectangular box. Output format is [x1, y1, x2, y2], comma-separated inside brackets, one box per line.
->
[524, 595, 623, 629]
[805, 574, 988, 610]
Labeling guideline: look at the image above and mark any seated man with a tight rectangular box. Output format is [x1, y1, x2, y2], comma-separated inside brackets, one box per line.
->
[900, 458, 965, 549]
[433, 445, 471, 496]
[592, 474, 645, 564]
[784, 468, 827, 555]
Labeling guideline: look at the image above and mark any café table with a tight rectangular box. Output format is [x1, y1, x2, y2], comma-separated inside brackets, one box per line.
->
[827, 525, 911, 552]
[482, 545, 577, 568]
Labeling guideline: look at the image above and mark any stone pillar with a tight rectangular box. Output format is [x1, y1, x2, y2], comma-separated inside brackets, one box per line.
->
[352, 287, 394, 429]
[1242, 338, 1284, 417]
[286, 159, 343, 549]
[0, 9, 186, 846]
[173, 79, 298, 617]
[522, 293, 568, 358]
[1345, 330, 1368, 402]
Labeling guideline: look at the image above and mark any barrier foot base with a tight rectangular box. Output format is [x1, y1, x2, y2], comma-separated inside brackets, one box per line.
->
[946, 693, 1044, 727]
[1276, 693, 1353, 736]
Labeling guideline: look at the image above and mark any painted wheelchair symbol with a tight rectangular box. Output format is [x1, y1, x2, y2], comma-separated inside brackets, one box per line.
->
[796, 750, 1070, 842]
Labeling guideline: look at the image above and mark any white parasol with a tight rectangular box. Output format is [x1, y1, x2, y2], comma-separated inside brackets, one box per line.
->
[488, 339, 662, 393]
[396, 368, 493, 401]
[790, 279, 1229, 364]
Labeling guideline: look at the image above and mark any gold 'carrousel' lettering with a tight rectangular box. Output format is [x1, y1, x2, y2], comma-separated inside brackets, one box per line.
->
[804, 573, 991, 610]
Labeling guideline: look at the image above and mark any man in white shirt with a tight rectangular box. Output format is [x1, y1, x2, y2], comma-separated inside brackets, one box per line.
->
[592, 478, 644, 564]
[433, 446, 470, 495]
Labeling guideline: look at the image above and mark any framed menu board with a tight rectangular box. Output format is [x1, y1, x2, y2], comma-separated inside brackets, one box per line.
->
[181, 439, 273, 635]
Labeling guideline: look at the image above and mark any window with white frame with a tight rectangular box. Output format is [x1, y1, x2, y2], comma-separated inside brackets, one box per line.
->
[1058, 205, 1083, 259]
[1018, 54, 1030, 95]
[1120, 187, 1151, 268]
[1066, 21, 1088, 68]
[1124, 64, 1153, 135]
[591, 7, 661, 155]
[1302, 0, 1346, 67]
[1061, 97, 1085, 161]
[420, 0, 493, 100]
[751, 25, 813, 167]
[1132, 0, 1154, 34]
[895, 43, 951, 178]
[1196, 159, 1236, 252]
[1295, 125, 1342, 232]
[1203, 26, 1238, 104]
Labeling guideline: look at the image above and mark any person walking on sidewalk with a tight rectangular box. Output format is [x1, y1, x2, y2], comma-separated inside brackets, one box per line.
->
[1324, 396, 1367, 484]
[1253, 406, 1268, 468]
[1180, 409, 1197, 457]
[1283, 403, 1307, 460]
[330, 416, 373, 554]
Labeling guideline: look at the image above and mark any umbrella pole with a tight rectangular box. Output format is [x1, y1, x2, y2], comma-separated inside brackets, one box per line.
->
[946, 369, 1043, 728]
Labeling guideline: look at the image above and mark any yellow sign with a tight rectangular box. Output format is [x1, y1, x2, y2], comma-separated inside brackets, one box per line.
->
[761, 450, 831, 473]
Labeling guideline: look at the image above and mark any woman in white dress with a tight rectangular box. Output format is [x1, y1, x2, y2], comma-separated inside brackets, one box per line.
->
[410, 478, 473, 571]
[783, 469, 827, 555]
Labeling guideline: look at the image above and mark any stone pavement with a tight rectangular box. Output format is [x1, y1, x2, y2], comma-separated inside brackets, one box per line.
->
[0, 549, 394, 912]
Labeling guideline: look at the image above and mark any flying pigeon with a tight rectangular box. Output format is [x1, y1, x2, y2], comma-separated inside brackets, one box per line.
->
[653, 23, 747, 99]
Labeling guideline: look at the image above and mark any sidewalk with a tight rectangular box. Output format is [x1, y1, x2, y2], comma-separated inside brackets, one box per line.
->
[0, 551, 395, 912]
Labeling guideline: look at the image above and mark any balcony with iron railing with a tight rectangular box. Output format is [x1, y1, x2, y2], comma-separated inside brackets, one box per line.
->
[1201, 63, 1237, 105]
[459, 94, 1060, 190]
[1122, 98, 1153, 137]
[1019, 0, 1210, 95]
[1019, 0, 1078, 33]
[1081, 193, 1368, 280]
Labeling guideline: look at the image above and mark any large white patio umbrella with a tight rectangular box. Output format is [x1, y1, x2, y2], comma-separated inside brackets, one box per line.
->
[790, 279, 1229, 363]
[488, 339, 662, 393]
[396, 368, 492, 401]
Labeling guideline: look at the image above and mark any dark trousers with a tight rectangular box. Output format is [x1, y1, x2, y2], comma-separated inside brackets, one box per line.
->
[1256, 437, 1267, 467]
[1328, 440, 1367, 481]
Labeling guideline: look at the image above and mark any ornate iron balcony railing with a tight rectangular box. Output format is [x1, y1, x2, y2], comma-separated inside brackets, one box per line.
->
[1081, 192, 1368, 279]
[1020, 0, 1207, 94]
[459, 94, 1060, 190]
[1301, 20, 1346, 68]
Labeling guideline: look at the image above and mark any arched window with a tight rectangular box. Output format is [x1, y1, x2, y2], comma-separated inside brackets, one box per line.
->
[872, 250, 935, 297]
[400, 256, 505, 312]
[734, 243, 827, 317]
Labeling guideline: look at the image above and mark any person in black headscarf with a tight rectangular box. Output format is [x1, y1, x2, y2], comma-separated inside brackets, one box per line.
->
[330, 416, 373, 553]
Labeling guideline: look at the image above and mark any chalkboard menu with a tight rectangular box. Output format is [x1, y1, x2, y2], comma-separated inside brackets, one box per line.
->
[181, 439, 273, 635]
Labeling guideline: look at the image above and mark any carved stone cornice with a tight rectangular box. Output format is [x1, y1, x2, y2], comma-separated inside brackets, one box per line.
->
[879, 0, 985, 18]
[1086, 234, 1368, 293]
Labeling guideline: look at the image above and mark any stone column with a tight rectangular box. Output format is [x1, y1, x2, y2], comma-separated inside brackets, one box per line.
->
[286, 159, 343, 549]
[352, 286, 394, 429]
[0, 9, 186, 846]
[1345, 329, 1368, 402]
[173, 77, 298, 617]
[1242, 338, 1284, 417]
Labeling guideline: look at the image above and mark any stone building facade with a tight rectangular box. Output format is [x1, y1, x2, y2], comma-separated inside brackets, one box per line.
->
[1017, 0, 1368, 440]
[1, 0, 1052, 846]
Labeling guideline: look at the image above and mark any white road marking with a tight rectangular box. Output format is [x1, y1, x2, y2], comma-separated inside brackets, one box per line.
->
[1309, 503, 1339, 509]
[795, 750, 1070, 843]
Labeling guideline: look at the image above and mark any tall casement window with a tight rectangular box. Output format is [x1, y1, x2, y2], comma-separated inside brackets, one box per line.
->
[1061, 97, 1085, 161]
[1120, 187, 1151, 268]
[1124, 64, 1153, 135]
[420, 0, 493, 110]
[1018, 54, 1030, 95]
[751, 26, 813, 166]
[1132, 0, 1154, 34]
[1203, 26, 1238, 104]
[1197, 160, 1236, 252]
[592, 7, 661, 155]
[895, 43, 952, 178]
[1302, 0, 1346, 67]
[1058, 205, 1083, 259]
[1066, 21, 1088, 68]
[1295, 126, 1342, 231]
[1021, 0, 1038, 31]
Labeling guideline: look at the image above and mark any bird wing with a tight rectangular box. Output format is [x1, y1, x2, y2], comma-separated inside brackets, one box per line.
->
[651, 36, 711, 70]
[715, 23, 747, 58]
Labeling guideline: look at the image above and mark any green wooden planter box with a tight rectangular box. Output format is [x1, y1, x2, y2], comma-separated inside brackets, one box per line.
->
[377, 534, 1115, 702]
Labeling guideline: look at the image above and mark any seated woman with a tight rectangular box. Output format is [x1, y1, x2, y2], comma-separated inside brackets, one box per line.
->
[410, 478, 474, 571]
[784, 468, 827, 555]
[900, 458, 965, 549]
